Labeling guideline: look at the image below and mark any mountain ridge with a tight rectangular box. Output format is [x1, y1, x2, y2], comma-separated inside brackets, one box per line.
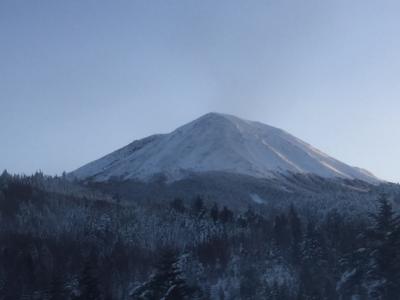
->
[70, 112, 380, 183]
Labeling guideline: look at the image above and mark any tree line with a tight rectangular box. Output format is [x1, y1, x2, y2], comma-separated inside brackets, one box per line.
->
[0, 172, 399, 299]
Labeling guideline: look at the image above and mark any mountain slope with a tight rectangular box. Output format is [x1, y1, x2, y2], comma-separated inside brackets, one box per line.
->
[70, 113, 379, 183]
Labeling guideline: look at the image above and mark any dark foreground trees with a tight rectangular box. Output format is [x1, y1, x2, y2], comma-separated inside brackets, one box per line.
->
[0, 174, 399, 299]
[368, 195, 400, 299]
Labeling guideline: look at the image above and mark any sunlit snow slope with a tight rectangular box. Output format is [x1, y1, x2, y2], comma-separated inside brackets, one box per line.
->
[70, 113, 379, 183]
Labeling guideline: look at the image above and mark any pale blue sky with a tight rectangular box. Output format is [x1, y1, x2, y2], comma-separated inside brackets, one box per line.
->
[1, 1, 399, 182]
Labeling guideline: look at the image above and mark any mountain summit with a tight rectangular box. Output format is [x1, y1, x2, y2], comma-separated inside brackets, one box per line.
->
[71, 113, 379, 183]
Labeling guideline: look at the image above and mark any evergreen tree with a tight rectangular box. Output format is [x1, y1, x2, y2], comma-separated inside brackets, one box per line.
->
[192, 196, 204, 215]
[288, 204, 302, 265]
[375, 194, 397, 233]
[219, 206, 233, 223]
[170, 198, 186, 213]
[337, 247, 369, 299]
[77, 252, 101, 300]
[210, 202, 219, 222]
[273, 214, 290, 250]
[369, 195, 400, 299]
[0, 169, 11, 188]
[131, 249, 194, 300]
[300, 221, 334, 299]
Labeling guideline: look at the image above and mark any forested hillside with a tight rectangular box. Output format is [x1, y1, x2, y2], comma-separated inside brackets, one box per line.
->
[0, 171, 400, 299]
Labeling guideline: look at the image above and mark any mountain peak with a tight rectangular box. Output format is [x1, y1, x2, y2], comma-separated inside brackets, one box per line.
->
[71, 113, 379, 183]
[187, 112, 246, 128]
[194, 112, 257, 125]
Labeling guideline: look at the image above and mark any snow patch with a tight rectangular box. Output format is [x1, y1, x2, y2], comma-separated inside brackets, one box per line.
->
[250, 193, 267, 204]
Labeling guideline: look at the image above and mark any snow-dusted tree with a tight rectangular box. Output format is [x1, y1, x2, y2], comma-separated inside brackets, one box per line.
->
[131, 249, 194, 300]
[300, 221, 335, 299]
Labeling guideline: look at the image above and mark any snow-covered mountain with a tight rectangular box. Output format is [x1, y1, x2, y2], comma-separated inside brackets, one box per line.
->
[70, 113, 379, 183]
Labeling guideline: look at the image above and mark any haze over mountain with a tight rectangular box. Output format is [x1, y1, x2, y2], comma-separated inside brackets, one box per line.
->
[71, 113, 379, 184]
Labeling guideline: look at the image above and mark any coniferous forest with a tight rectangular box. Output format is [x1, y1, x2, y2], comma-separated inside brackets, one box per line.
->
[1, 171, 400, 300]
